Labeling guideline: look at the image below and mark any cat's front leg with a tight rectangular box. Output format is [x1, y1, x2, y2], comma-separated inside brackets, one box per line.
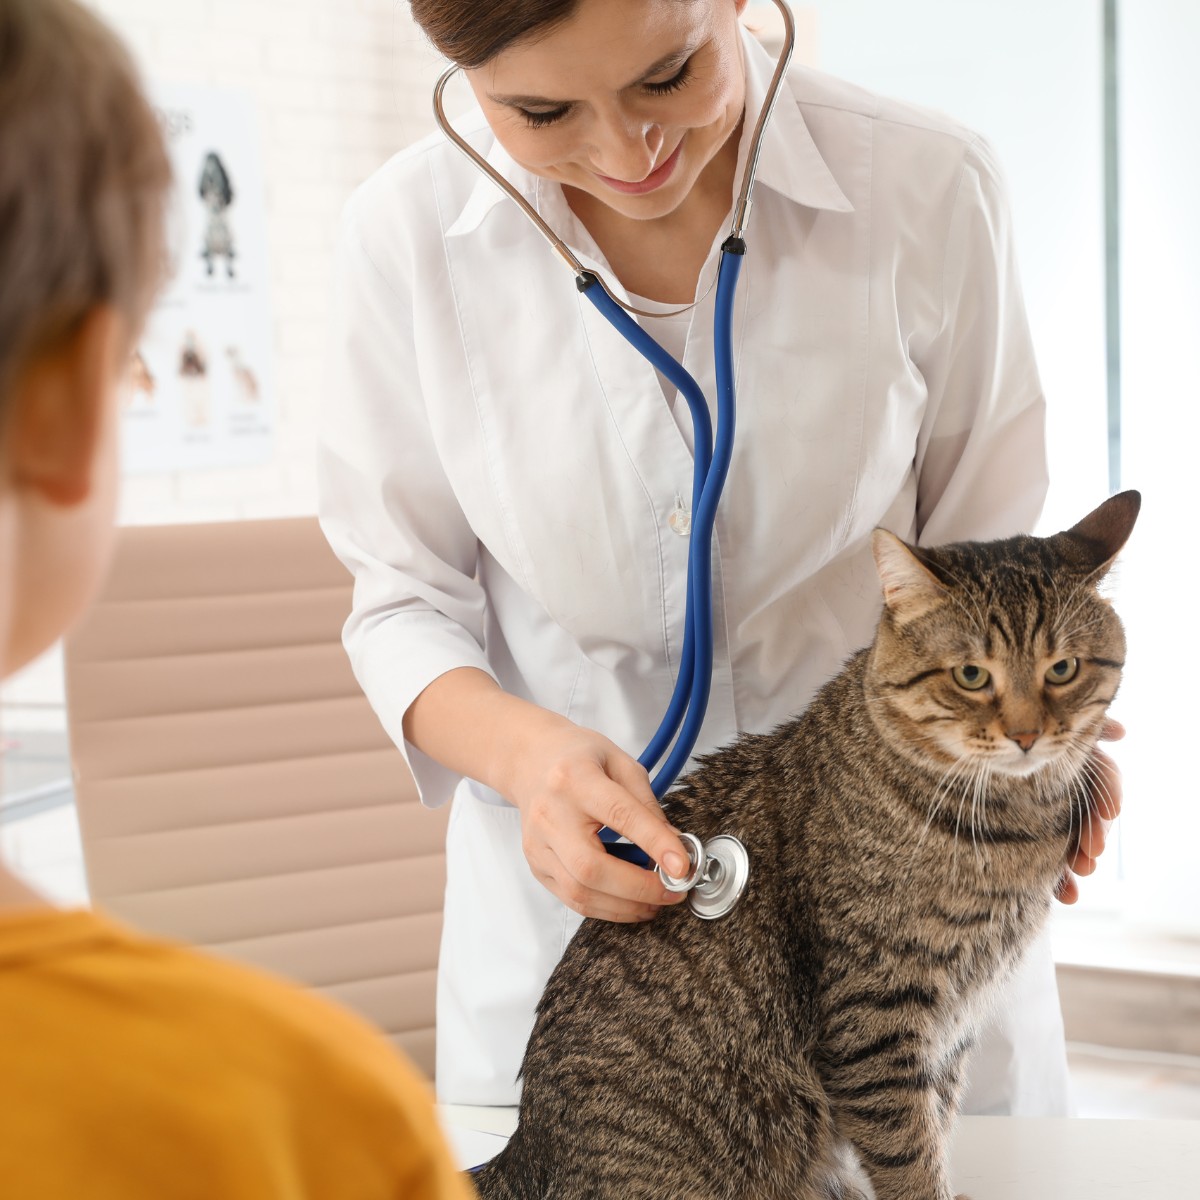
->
[826, 1087, 956, 1200]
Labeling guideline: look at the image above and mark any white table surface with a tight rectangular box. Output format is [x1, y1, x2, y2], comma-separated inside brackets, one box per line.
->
[439, 1106, 1200, 1198]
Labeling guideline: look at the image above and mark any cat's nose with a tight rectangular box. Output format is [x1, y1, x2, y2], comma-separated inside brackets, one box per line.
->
[1007, 729, 1042, 753]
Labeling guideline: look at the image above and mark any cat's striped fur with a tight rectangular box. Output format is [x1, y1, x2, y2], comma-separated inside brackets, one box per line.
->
[472, 491, 1140, 1200]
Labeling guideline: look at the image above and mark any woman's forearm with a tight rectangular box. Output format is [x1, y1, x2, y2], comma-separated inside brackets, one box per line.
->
[401, 666, 572, 799]
[401, 665, 689, 920]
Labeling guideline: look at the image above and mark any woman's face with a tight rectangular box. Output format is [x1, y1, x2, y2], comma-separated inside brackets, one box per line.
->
[465, 0, 749, 222]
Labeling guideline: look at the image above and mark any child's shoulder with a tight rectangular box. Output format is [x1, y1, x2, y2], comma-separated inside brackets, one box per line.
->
[91, 909, 420, 1083]
[0, 907, 457, 1178]
[0, 907, 472, 1194]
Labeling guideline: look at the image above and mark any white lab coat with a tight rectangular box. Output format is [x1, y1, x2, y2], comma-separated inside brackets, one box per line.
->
[318, 31, 1070, 1115]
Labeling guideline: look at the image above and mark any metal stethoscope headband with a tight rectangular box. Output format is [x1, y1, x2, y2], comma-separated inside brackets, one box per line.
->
[432, 0, 796, 919]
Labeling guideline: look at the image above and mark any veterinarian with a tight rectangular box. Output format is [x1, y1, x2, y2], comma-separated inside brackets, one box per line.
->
[318, 0, 1119, 1111]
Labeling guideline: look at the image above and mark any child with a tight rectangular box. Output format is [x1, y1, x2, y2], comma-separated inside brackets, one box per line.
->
[0, 2, 474, 1195]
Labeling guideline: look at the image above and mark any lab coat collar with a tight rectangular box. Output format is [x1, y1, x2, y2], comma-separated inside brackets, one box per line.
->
[737, 28, 854, 215]
[444, 116, 539, 239]
[444, 23, 852, 241]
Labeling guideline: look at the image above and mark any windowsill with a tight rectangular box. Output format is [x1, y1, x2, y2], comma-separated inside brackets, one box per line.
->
[1052, 907, 1200, 980]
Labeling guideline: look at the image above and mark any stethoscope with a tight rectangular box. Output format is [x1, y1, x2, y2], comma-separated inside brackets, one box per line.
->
[432, 0, 797, 919]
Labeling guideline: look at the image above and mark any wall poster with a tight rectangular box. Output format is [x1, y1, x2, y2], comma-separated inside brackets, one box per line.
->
[123, 82, 274, 474]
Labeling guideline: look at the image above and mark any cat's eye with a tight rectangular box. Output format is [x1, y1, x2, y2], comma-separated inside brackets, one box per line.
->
[952, 664, 991, 691]
[1045, 657, 1079, 685]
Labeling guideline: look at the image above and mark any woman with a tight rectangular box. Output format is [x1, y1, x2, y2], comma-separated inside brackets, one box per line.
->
[319, 0, 1117, 1112]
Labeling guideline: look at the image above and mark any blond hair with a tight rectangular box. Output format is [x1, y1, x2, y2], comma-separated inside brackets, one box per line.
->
[0, 0, 172, 402]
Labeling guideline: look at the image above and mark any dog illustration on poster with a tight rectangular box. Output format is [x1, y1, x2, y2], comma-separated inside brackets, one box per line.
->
[179, 330, 211, 428]
[227, 346, 260, 403]
[198, 151, 236, 278]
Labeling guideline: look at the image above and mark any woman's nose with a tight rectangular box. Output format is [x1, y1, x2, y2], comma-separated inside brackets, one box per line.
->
[589, 116, 664, 182]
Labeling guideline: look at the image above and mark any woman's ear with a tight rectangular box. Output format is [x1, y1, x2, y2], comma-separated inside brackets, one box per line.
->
[7, 307, 125, 507]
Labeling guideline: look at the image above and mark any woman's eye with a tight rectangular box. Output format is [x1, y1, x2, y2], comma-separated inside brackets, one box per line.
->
[1045, 657, 1080, 684]
[517, 57, 693, 128]
[643, 58, 693, 96]
[952, 664, 991, 691]
[519, 105, 571, 129]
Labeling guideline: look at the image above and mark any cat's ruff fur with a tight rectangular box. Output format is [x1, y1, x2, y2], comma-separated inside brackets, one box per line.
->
[472, 492, 1140, 1200]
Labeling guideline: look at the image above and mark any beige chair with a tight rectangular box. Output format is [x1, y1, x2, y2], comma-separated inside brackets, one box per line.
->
[63, 518, 447, 1079]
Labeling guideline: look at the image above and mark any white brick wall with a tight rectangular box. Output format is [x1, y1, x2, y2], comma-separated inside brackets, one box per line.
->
[86, 0, 452, 525]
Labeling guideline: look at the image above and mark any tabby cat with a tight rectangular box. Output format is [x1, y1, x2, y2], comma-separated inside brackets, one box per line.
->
[472, 491, 1140, 1200]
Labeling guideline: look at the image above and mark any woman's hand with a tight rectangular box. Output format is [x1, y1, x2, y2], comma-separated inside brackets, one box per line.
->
[402, 666, 690, 922]
[1056, 718, 1124, 904]
[502, 718, 692, 922]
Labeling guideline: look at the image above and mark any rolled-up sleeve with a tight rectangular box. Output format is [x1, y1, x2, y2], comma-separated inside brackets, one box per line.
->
[913, 136, 1049, 546]
[318, 200, 495, 808]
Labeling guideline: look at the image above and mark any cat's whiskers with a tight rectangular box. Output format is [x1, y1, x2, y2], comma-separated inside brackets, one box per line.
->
[1075, 756, 1116, 861]
[1067, 776, 1095, 872]
[967, 761, 981, 865]
[968, 758, 993, 871]
[1058, 731, 1117, 833]
[1080, 754, 1117, 812]
[949, 759, 989, 885]
[1040, 748, 1097, 873]
[920, 752, 976, 850]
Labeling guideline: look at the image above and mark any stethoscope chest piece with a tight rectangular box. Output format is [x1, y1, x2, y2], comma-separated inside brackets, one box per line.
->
[657, 831, 750, 920]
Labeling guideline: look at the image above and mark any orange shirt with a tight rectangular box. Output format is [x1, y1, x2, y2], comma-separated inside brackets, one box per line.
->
[0, 907, 475, 1199]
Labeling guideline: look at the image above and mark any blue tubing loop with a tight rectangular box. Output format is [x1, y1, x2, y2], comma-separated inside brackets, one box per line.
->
[575, 274, 712, 786]
[577, 238, 745, 871]
[644, 245, 741, 796]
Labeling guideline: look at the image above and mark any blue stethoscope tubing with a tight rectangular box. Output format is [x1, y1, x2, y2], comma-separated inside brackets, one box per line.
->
[582, 242, 744, 868]
[430, 0, 795, 874]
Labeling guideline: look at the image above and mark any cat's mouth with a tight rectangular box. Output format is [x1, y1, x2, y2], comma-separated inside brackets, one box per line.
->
[929, 731, 1076, 780]
[975, 731, 1093, 782]
[996, 747, 1053, 778]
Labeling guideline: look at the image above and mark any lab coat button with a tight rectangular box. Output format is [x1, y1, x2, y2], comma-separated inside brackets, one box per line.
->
[668, 504, 691, 537]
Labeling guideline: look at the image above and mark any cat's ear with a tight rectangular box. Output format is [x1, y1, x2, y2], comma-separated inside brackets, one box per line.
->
[1054, 489, 1141, 580]
[872, 530, 948, 624]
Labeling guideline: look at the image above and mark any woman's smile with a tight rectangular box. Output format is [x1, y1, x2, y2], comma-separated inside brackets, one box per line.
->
[593, 138, 684, 194]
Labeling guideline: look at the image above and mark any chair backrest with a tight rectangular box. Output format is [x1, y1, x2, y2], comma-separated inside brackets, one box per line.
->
[63, 517, 447, 1079]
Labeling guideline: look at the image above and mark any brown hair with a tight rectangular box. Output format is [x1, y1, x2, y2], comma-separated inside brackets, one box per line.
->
[0, 0, 172, 404]
[409, 0, 583, 68]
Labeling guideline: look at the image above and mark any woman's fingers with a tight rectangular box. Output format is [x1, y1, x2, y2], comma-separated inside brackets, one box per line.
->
[1074, 814, 1113, 861]
[1055, 870, 1080, 905]
[1068, 849, 1099, 877]
[1087, 745, 1123, 821]
[518, 752, 690, 918]
[602, 755, 692, 878]
[533, 837, 681, 921]
[1058, 719, 1125, 905]
[539, 866, 661, 922]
